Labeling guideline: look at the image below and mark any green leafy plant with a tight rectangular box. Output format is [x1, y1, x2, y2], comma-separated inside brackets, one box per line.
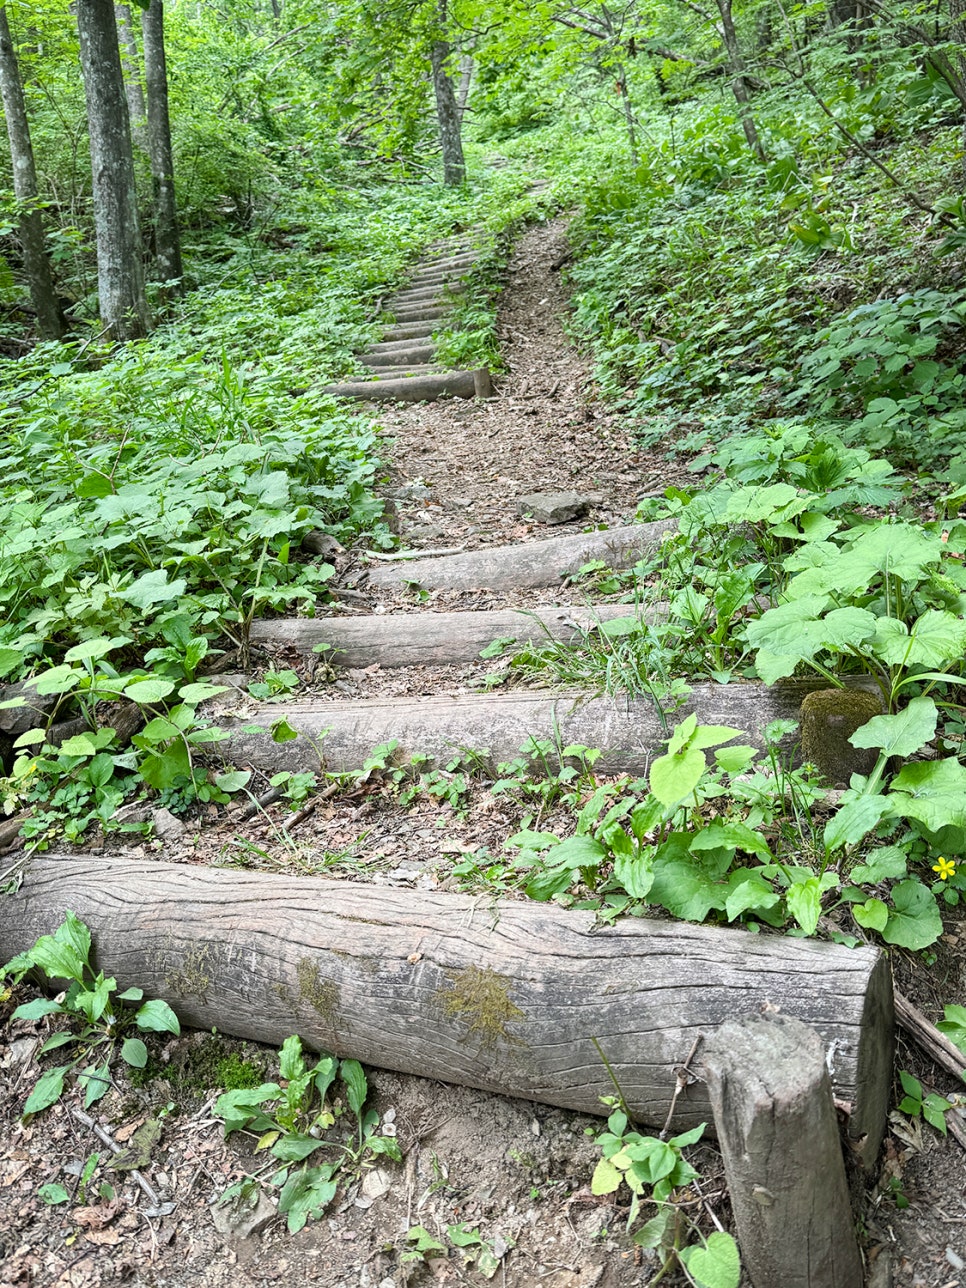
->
[3, 911, 181, 1116]
[590, 1100, 740, 1288]
[214, 1034, 401, 1233]
[895, 1070, 954, 1136]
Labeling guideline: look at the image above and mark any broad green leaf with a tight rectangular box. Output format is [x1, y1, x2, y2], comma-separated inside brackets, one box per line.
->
[545, 835, 606, 869]
[873, 611, 966, 668]
[649, 746, 706, 805]
[121, 569, 187, 611]
[272, 1135, 324, 1162]
[649, 847, 728, 922]
[80, 1060, 112, 1108]
[937, 1005, 966, 1052]
[786, 877, 823, 935]
[24, 1066, 67, 1115]
[214, 770, 252, 793]
[279, 1034, 306, 1081]
[524, 865, 575, 901]
[890, 757, 966, 830]
[680, 1232, 741, 1288]
[689, 724, 743, 751]
[633, 1210, 673, 1249]
[823, 795, 891, 852]
[279, 1168, 337, 1234]
[853, 898, 889, 932]
[882, 880, 943, 949]
[667, 712, 698, 754]
[136, 999, 181, 1035]
[849, 846, 908, 883]
[714, 744, 758, 774]
[340, 1058, 368, 1118]
[56, 733, 100, 758]
[12, 997, 64, 1021]
[124, 678, 176, 704]
[667, 1122, 706, 1148]
[612, 846, 655, 899]
[121, 1038, 148, 1068]
[137, 739, 190, 790]
[179, 682, 229, 704]
[590, 1157, 623, 1195]
[724, 871, 780, 921]
[624, 1136, 677, 1184]
[271, 718, 300, 743]
[849, 696, 937, 758]
[37, 1183, 71, 1205]
[447, 1222, 484, 1248]
[691, 821, 772, 862]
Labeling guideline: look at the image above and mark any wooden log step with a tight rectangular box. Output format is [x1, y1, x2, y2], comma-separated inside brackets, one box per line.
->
[391, 285, 462, 305]
[406, 271, 467, 289]
[419, 252, 478, 271]
[250, 604, 644, 669]
[704, 1015, 869, 1282]
[0, 858, 892, 1161]
[212, 678, 848, 778]
[358, 363, 443, 379]
[362, 345, 436, 368]
[369, 335, 438, 354]
[389, 305, 452, 324]
[325, 369, 485, 403]
[365, 519, 677, 590]
[379, 322, 437, 343]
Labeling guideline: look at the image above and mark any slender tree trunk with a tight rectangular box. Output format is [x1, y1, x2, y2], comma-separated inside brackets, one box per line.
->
[140, 0, 183, 292]
[76, 0, 151, 339]
[456, 52, 473, 117]
[114, 3, 146, 150]
[430, 1, 465, 186]
[714, 0, 767, 162]
[614, 63, 640, 163]
[0, 7, 65, 340]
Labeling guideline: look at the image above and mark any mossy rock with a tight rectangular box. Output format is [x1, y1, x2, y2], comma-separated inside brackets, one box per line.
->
[800, 688, 884, 787]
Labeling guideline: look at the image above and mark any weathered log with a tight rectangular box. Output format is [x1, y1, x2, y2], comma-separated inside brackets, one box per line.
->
[211, 678, 865, 777]
[703, 1014, 868, 1284]
[391, 285, 463, 305]
[379, 323, 437, 343]
[365, 519, 678, 590]
[0, 858, 891, 1159]
[325, 370, 479, 402]
[358, 363, 443, 378]
[406, 270, 468, 288]
[249, 604, 648, 669]
[390, 305, 452, 323]
[363, 346, 437, 367]
[369, 335, 438, 354]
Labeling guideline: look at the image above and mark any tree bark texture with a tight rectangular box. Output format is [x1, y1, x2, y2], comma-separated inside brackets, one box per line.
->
[140, 0, 184, 291]
[113, 3, 146, 149]
[431, 3, 466, 186]
[703, 1015, 867, 1281]
[76, 0, 151, 339]
[0, 857, 892, 1161]
[211, 678, 871, 778]
[363, 520, 677, 590]
[0, 7, 65, 340]
[249, 605, 652, 669]
[324, 369, 485, 402]
[714, 0, 767, 162]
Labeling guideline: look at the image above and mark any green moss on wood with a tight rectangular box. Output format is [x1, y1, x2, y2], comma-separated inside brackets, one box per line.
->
[163, 944, 212, 1000]
[296, 956, 340, 1026]
[436, 965, 525, 1049]
[800, 688, 883, 786]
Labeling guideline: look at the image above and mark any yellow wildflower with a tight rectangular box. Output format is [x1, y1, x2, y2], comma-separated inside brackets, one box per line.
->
[932, 857, 956, 881]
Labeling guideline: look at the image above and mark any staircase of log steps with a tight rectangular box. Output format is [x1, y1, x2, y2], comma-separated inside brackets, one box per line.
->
[224, 226, 844, 785]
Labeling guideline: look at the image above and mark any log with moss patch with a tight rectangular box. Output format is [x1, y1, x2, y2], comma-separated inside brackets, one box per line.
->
[0, 857, 892, 1164]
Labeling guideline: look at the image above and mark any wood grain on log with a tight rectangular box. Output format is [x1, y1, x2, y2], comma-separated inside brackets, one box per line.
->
[0, 858, 891, 1156]
[324, 371, 478, 402]
[211, 679, 864, 777]
[365, 520, 678, 590]
[703, 1014, 868, 1283]
[249, 605, 648, 669]
[364, 345, 436, 367]
[389, 305, 452, 323]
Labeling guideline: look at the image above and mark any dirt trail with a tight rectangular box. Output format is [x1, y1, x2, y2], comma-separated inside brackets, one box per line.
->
[1, 217, 962, 1288]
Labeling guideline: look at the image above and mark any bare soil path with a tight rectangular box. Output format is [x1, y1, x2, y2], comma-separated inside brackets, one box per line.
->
[1, 216, 964, 1288]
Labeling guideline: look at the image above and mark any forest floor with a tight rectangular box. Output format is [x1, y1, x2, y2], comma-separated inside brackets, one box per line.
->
[2, 219, 965, 1288]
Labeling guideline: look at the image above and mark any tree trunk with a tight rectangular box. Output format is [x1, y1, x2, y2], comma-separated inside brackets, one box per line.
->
[140, 0, 183, 293]
[0, 857, 893, 1163]
[431, 2, 465, 186]
[714, 0, 767, 163]
[113, 3, 146, 150]
[0, 7, 66, 341]
[614, 62, 640, 165]
[76, 0, 151, 340]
